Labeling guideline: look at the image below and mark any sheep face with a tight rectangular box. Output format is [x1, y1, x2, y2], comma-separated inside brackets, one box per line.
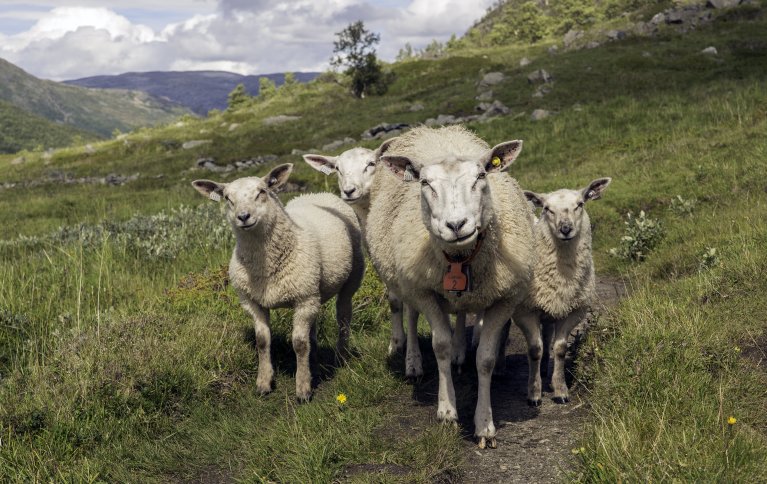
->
[525, 177, 611, 242]
[191, 163, 294, 232]
[303, 148, 376, 204]
[381, 140, 523, 249]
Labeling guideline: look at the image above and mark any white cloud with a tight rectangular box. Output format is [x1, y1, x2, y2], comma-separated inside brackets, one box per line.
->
[0, 1, 494, 80]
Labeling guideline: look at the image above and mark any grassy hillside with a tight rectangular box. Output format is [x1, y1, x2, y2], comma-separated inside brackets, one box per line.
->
[0, 58, 189, 138]
[0, 100, 98, 154]
[1, 2, 766, 481]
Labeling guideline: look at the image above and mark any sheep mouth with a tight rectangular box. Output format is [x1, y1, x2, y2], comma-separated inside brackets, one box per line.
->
[343, 196, 361, 203]
[239, 222, 258, 230]
[450, 229, 478, 244]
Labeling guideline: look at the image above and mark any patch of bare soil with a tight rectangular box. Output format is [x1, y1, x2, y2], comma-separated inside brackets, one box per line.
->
[459, 276, 627, 483]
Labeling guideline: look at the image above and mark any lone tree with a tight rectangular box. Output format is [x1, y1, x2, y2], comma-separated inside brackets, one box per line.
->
[227, 83, 250, 110]
[330, 21, 389, 98]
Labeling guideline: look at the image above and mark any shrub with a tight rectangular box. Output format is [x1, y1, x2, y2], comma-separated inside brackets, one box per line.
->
[609, 210, 664, 261]
[669, 195, 697, 216]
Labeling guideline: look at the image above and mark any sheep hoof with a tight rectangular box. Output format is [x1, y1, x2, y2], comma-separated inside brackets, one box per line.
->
[296, 393, 313, 404]
[527, 398, 542, 407]
[489, 437, 497, 449]
[552, 396, 569, 404]
[477, 437, 497, 449]
[478, 437, 487, 449]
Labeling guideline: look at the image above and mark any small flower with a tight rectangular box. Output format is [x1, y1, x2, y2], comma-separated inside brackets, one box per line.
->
[734, 346, 741, 353]
[728, 416, 737, 425]
[336, 393, 347, 405]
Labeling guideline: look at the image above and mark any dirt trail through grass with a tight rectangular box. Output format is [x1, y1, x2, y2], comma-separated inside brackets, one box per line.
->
[460, 276, 627, 483]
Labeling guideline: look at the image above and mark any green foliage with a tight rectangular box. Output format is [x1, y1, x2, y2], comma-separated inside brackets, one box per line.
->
[669, 194, 698, 216]
[330, 21, 391, 97]
[227, 83, 251, 110]
[552, 0, 602, 34]
[609, 211, 664, 261]
[698, 247, 719, 271]
[258, 77, 277, 100]
[0, 99, 98, 154]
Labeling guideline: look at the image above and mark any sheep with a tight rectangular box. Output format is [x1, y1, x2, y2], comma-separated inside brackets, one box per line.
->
[191, 163, 365, 401]
[515, 178, 612, 406]
[303, 147, 424, 378]
[365, 125, 536, 448]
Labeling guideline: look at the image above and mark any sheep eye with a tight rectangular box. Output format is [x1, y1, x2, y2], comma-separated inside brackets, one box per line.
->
[576, 202, 584, 210]
[224, 195, 233, 204]
[477, 172, 487, 180]
[420, 179, 429, 187]
[544, 207, 553, 214]
[256, 190, 266, 199]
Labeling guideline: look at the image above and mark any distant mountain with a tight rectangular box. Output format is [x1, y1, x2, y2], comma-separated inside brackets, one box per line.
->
[0, 58, 189, 138]
[64, 71, 321, 115]
[0, 99, 97, 154]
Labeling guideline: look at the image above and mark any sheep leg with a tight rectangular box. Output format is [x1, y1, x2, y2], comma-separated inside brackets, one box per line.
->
[293, 299, 320, 402]
[541, 319, 554, 386]
[551, 309, 586, 404]
[451, 312, 467, 369]
[421, 300, 458, 422]
[239, 295, 273, 395]
[404, 304, 423, 378]
[335, 290, 353, 361]
[474, 302, 513, 447]
[514, 311, 543, 406]
[387, 291, 406, 355]
[470, 310, 484, 350]
[493, 320, 511, 376]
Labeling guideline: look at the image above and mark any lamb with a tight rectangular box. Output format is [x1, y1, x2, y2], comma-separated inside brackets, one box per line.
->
[365, 125, 536, 448]
[303, 147, 424, 377]
[192, 163, 365, 401]
[515, 178, 612, 405]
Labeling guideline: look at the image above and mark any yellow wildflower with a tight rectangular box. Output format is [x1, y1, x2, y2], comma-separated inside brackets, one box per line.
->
[336, 393, 347, 405]
[728, 416, 737, 425]
[734, 346, 741, 353]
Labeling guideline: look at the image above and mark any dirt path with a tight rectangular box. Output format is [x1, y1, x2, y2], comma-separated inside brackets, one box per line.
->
[459, 276, 627, 483]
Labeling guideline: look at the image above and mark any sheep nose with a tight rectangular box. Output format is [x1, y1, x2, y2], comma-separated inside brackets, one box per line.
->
[446, 219, 467, 234]
[237, 212, 251, 222]
[343, 188, 356, 197]
[560, 224, 572, 236]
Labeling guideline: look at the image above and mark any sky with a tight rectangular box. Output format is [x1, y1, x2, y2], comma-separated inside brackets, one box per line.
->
[0, 0, 495, 81]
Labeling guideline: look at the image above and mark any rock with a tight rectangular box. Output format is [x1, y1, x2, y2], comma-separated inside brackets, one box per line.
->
[409, 103, 425, 112]
[519, 57, 532, 67]
[175, 121, 186, 128]
[361, 122, 409, 140]
[548, 45, 559, 54]
[104, 173, 139, 186]
[116, 134, 128, 141]
[11, 156, 25, 165]
[586, 41, 601, 49]
[606, 30, 627, 41]
[478, 72, 505, 89]
[291, 148, 306, 156]
[84, 144, 96, 154]
[263, 115, 301, 126]
[533, 85, 552, 98]
[531, 109, 551, 121]
[228, 123, 240, 131]
[650, 12, 666, 25]
[475, 90, 494, 101]
[182, 140, 212, 150]
[527, 69, 552, 84]
[563, 29, 583, 48]
[322, 137, 356, 151]
[666, 10, 685, 23]
[483, 100, 510, 116]
[701, 46, 718, 55]
[706, 0, 741, 8]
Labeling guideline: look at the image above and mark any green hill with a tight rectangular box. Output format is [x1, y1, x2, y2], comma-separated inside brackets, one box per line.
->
[0, 1, 766, 481]
[0, 58, 189, 138]
[0, 99, 98, 154]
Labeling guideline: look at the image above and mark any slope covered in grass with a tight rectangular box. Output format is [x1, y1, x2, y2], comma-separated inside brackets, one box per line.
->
[1, 2, 766, 481]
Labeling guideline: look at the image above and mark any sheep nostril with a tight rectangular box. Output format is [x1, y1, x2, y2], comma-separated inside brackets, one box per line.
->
[446, 219, 467, 234]
[560, 225, 572, 236]
[237, 212, 251, 222]
[343, 188, 356, 197]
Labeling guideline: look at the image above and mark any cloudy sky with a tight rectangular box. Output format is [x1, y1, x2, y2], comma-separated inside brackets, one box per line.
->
[0, 0, 494, 81]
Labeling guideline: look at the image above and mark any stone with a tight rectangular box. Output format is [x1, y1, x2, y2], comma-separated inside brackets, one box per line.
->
[409, 103, 425, 112]
[11, 156, 25, 165]
[228, 123, 240, 131]
[361, 122, 409, 140]
[586, 41, 601, 49]
[519, 57, 532, 67]
[531, 109, 551, 121]
[484, 100, 510, 116]
[84, 144, 96, 154]
[527, 69, 552, 84]
[263, 115, 301, 126]
[533, 85, 552, 98]
[548, 45, 559, 54]
[606, 30, 627, 41]
[322, 137, 356, 151]
[478, 71, 505, 89]
[706, 0, 741, 8]
[175, 121, 186, 128]
[291, 148, 306, 156]
[563, 29, 583, 48]
[650, 12, 666, 25]
[182, 140, 212, 149]
[475, 90, 493, 101]
[701, 46, 718, 55]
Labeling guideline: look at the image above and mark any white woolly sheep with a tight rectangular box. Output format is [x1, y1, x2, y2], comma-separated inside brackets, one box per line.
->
[303, 147, 424, 377]
[515, 178, 612, 405]
[192, 163, 365, 401]
[366, 125, 536, 448]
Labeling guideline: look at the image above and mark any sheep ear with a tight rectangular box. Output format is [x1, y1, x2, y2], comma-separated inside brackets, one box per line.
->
[375, 137, 399, 159]
[302, 154, 336, 175]
[380, 155, 419, 182]
[582, 177, 612, 202]
[484, 140, 523, 173]
[192, 179, 226, 202]
[264, 163, 293, 190]
[524, 190, 544, 208]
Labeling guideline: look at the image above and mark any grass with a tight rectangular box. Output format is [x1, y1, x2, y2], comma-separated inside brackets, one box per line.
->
[1, 3, 767, 481]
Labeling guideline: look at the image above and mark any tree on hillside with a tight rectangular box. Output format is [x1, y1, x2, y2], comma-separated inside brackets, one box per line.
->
[330, 21, 392, 98]
[258, 77, 277, 100]
[227, 83, 251, 110]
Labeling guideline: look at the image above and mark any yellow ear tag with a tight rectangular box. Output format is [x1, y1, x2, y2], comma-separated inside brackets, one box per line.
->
[491, 156, 502, 168]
